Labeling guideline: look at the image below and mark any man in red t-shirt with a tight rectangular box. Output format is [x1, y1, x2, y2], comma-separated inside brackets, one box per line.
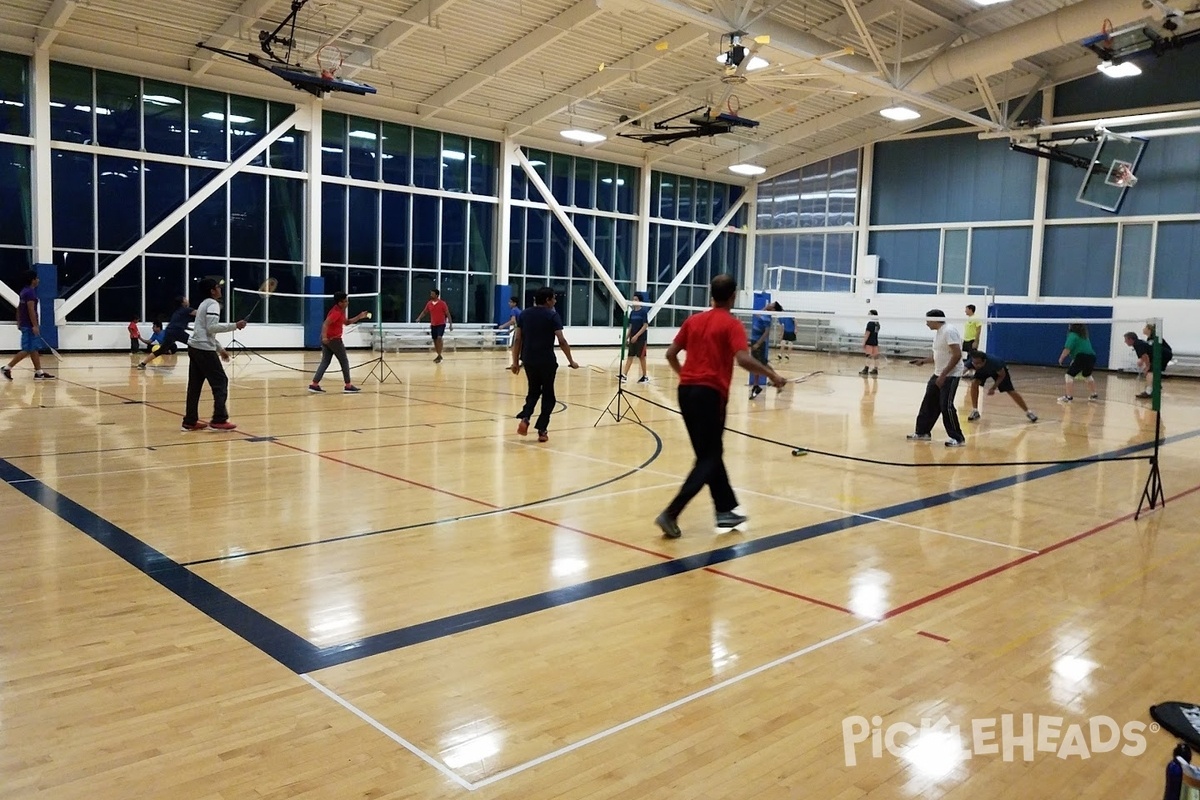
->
[309, 291, 369, 393]
[415, 289, 453, 363]
[655, 274, 786, 539]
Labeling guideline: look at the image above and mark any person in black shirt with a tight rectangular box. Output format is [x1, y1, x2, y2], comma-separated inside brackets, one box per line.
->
[859, 310, 879, 375]
[966, 351, 1037, 423]
[511, 287, 580, 442]
[137, 296, 195, 369]
[1126, 327, 1173, 399]
[620, 292, 651, 384]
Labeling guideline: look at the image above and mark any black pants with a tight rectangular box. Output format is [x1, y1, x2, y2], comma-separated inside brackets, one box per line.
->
[915, 375, 964, 442]
[519, 362, 558, 432]
[184, 349, 229, 425]
[130, 338, 141, 354]
[665, 385, 737, 518]
[312, 338, 351, 385]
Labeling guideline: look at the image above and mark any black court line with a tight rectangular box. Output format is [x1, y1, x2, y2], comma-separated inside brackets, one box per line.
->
[1, 420, 1190, 674]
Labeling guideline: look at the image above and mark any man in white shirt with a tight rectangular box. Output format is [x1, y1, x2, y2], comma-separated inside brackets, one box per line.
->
[181, 278, 247, 432]
[906, 309, 967, 447]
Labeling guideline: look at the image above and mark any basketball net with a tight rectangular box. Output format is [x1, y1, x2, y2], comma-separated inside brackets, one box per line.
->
[1112, 164, 1138, 188]
[316, 45, 347, 80]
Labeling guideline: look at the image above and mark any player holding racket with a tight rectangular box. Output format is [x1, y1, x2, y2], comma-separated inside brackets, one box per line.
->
[309, 291, 369, 393]
[1, 270, 54, 381]
[181, 279, 246, 432]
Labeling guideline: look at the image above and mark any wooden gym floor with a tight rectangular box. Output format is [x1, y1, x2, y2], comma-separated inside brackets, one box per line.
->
[1, 345, 1198, 799]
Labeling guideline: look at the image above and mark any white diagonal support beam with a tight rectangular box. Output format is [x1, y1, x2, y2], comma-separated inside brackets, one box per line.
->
[419, 0, 604, 118]
[191, 0, 278, 77]
[972, 74, 1002, 124]
[340, 0, 461, 78]
[514, 146, 629, 313]
[507, 23, 709, 135]
[646, 195, 747, 323]
[56, 109, 306, 323]
[839, 0, 891, 80]
[818, 0, 895, 38]
[35, 0, 77, 50]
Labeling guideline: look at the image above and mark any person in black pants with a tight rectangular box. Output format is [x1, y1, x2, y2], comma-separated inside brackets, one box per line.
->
[906, 309, 967, 448]
[511, 287, 579, 442]
[181, 279, 246, 432]
[655, 274, 786, 539]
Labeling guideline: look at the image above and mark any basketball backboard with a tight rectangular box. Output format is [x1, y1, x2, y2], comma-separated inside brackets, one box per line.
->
[1076, 131, 1147, 212]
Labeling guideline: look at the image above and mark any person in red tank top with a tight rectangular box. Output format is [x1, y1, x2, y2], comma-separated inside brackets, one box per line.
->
[415, 289, 454, 363]
[655, 274, 786, 539]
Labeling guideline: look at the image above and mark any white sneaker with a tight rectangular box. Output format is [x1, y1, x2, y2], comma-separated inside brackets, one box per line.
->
[967, 410, 980, 421]
[1058, 395, 1073, 404]
[906, 433, 932, 441]
[944, 439, 965, 448]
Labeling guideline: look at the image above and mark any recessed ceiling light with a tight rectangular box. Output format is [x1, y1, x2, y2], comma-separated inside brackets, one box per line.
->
[561, 129, 606, 144]
[716, 53, 770, 71]
[1096, 60, 1142, 78]
[879, 105, 921, 121]
[729, 163, 766, 176]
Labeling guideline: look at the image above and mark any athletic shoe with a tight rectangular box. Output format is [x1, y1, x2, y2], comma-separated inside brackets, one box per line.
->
[0, 365, 11, 380]
[637, 375, 649, 383]
[209, 421, 237, 431]
[1135, 391, 1152, 399]
[136, 363, 146, 370]
[859, 366, 869, 375]
[537, 431, 549, 442]
[433, 355, 443, 364]
[517, 417, 529, 436]
[945, 439, 966, 448]
[654, 512, 682, 539]
[749, 385, 763, 399]
[869, 368, 878, 375]
[1058, 395, 1073, 404]
[308, 383, 325, 393]
[181, 421, 208, 432]
[618, 374, 627, 383]
[967, 410, 981, 421]
[344, 384, 361, 393]
[715, 510, 748, 531]
[1026, 411, 1039, 422]
[1089, 393, 1100, 401]
[906, 433, 932, 441]
[33, 372, 55, 380]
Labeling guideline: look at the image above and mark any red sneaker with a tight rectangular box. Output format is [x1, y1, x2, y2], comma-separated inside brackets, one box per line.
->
[517, 418, 529, 436]
[209, 421, 237, 431]
[180, 421, 208, 431]
[537, 431, 549, 442]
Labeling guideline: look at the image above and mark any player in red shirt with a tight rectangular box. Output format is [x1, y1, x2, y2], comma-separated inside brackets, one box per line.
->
[415, 288, 453, 363]
[655, 274, 786, 539]
[308, 291, 370, 393]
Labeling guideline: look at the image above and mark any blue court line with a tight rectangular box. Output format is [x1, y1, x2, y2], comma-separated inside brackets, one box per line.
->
[1, 428, 1189, 675]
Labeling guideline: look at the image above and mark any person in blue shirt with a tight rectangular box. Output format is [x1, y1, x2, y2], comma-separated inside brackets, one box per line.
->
[778, 311, 796, 360]
[620, 292, 651, 384]
[749, 301, 780, 399]
[137, 296, 194, 369]
[511, 287, 580, 443]
[497, 296, 521, 350]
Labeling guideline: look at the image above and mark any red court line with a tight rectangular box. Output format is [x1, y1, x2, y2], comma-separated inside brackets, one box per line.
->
[702, 567, 855, 614]
[917, 630, 951, 643]
[882, 482, 1200, 621]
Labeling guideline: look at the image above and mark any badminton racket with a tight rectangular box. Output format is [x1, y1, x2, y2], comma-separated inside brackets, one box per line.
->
[242, 278, 278, 320]
[35, 335, 64, 362]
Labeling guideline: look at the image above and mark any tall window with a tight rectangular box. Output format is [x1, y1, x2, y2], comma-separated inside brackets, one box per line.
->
[0, 52, 32, 295]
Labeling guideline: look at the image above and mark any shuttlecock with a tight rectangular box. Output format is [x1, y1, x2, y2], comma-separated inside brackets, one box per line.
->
[365, 312, 373, 319]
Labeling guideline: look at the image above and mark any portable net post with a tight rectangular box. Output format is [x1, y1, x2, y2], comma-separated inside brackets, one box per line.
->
[1137, 317, 1166, 518]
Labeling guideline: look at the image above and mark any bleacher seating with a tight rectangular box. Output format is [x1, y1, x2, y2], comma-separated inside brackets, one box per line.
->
[368, 323, 510, 353]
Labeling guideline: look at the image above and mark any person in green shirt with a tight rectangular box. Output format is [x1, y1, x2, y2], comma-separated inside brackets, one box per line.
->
[1057, 322, 1098, 403]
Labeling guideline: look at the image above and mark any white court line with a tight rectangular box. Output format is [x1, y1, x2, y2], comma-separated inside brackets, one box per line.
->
[515, 440, 1039, 553]
[468, 620, 879, 790]
[300, 674, 475, 792]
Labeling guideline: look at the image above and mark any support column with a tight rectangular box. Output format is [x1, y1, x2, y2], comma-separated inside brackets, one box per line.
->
[742, 180, 758, 300]
[303, 100, 324, 348]
[855, 143, 875, 299]
[1027, 87, 1053, 299]
[31, 48, 56, 346]
[634, 153, 651, 294]
[494, 136, 515, 322]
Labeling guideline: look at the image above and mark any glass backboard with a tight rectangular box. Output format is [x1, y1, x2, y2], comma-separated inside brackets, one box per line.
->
[1076, 131, 1147, 213]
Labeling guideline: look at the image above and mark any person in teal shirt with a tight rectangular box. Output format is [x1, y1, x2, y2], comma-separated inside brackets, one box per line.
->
[1057, 322, 1098, 403]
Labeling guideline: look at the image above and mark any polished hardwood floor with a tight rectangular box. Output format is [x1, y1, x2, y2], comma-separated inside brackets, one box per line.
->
[1, 345, 1197, 799]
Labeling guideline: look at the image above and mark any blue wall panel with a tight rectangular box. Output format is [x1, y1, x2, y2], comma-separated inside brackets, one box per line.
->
[1152, 221, 1200, 299]
[987, 303, 1113, 367]
[871, 229, 939, 292]
[873, 137, 1036, 224]
[1041, 224, 1116, 297]
[970, 227, 1031, 296]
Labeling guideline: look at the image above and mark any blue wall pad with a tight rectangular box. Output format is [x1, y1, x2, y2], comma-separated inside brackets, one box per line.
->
[987, 303, 1113, 368]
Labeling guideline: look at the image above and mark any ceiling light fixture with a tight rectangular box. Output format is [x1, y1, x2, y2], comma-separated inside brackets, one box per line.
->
[716, 52, 770, 71]
[879, 105, 921, 121]
[729, 163, 766, 176]
[1096, 60, 1142, 77]
[561, 129, 606, 144]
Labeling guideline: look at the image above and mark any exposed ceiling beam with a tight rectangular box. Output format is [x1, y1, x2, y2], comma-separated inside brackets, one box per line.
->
[35, 0, 78, 51]
[972, 74, 1002, 124]
[507, 23, 710, 135]
[838, 0, 891, 80]
[816, 0, 896, 39]
[419, 0, 605, 118]
[339, 0, 461, 78]
[190, 0, 277, 77]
